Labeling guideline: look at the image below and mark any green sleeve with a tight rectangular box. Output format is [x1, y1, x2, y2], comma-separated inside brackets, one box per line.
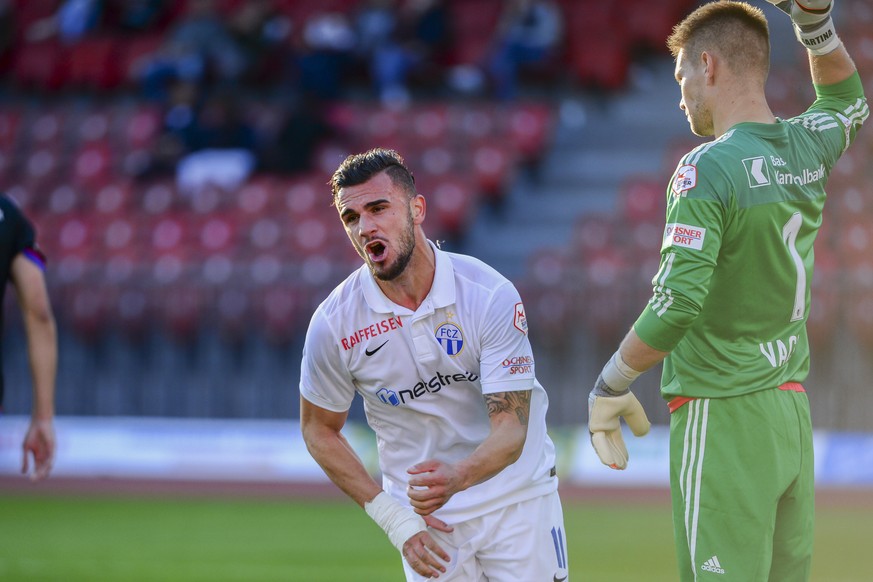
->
[800, 72, 868, 160]
[633, 167, 729, 353]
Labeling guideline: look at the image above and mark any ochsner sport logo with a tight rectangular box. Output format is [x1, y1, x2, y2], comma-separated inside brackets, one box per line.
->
[503, 355, 534, 375]
[663, 223, 706, 251]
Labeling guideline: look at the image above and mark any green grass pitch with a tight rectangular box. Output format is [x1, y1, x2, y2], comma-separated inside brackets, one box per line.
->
[0, 492, 870, 581]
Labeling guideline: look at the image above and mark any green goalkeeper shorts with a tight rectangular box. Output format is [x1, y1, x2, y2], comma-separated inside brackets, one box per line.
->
[669, 384, 814, 582]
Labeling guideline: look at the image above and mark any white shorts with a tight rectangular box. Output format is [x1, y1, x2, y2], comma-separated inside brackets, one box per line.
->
[402, 491, 569, 581]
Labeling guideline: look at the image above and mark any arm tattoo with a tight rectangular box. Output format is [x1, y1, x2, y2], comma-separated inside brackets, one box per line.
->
[484, 391, 531, 425]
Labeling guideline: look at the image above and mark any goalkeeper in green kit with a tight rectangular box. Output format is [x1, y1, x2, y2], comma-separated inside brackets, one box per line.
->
[586, 1, 868, 581]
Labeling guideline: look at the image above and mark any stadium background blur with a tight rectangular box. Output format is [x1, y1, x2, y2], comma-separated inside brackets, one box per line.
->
[1, 1, 872, 580]
[1, 0, 872, 449]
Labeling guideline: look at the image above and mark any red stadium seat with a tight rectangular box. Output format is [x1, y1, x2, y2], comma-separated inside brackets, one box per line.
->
[65, 283, 112, 343]
[65, 37, 121, 90]
[446, 0, 502, 65]
[115, 104, 162, 149]
[255, 285, 308, 346]
[570, 213, 618, 259]
[214, 285, 252, 344]
[70, 142, 113, 187]
[74, 110, 111, 144]
[846, 290, 873, 349]
[11, 42, 65, 90]
[158, 283, 206, 342]
[623, 0, 688, 54]
[118, 34, 165, 86]
[197, 215, 239, 255]
[22, 148, 63, 196]
[470, 139, 515, 202]
[567, 34, 630, 91]
[410, 105, 450, 145]
[620, 176, 665, 225]
[27, 109, 65, 146]
[581, 249, 634, 344]
[505, 103, 553, 161]
[417, 145, 456, 180]
[451, 105, 498, 141]
[0, 108, 24, 151]
[425, 177, 476, 241]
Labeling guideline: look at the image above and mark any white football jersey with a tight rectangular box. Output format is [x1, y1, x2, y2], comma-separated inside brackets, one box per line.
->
[300, 242, 557, 523]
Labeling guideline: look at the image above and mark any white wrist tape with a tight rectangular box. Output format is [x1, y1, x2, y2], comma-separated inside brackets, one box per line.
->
[364, 491, 427, 552]
[795, 17, 841, 56]
[599, 352, 642, 395]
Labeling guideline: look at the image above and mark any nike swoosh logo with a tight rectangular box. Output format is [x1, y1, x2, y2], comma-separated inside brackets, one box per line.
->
[554, 576, 567, 582]
[365, 340, 389, 356]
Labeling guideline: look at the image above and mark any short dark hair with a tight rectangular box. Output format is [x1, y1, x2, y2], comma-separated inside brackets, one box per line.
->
[667, 1, 770, 78]
[330, 148, 416, 204]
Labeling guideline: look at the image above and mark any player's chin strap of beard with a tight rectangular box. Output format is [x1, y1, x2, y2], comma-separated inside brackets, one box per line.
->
[365, 491, 427, 552]
[772, 0, 842, 56]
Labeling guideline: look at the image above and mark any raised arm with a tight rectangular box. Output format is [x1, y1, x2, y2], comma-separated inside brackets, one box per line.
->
[809, 42, 856, 86]
[767, 0, 858, 84]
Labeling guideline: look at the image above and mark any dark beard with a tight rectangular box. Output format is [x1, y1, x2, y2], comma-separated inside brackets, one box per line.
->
[371, 223, 416, 281]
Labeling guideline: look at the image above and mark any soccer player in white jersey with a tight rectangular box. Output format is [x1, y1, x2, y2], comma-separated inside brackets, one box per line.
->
[586, 2, 866, 581]
[300, 148, 568, 580]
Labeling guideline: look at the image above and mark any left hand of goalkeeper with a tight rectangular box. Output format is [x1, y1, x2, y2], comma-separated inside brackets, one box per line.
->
[588, 380, 651, 470]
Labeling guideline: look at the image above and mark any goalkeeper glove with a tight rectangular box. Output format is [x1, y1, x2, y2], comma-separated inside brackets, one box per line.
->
[767, 0, 842, 56]
[588, 352, 651, 470]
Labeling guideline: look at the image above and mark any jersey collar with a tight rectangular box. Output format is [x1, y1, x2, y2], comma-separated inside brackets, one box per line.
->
[361, 240, 456, 317]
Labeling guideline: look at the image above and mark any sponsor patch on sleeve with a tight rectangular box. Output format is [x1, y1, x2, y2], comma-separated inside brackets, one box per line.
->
[672, 164, 697, 196]
[513, 302, 528, 335]
[664, 223, 706, 251]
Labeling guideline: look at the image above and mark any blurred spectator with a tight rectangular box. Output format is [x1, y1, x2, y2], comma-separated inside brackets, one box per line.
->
[357, 0, 452, 106]
[25, 0, 104, 44]
[294, 10, 357, 101]
[486, 0, 562, 101]
[175, 91, 258, 194]
[227, 0, 292, 84]
[187, 91, 258, 153]
[135, 0, 248, 100]
[106, 0, 169, 32]
[132, 80, 203, 180]
[260, 95, 336, 175]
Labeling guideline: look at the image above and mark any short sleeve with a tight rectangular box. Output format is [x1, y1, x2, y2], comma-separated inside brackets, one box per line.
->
[299, 308, 357, 412]
[478, 282, 536, 394]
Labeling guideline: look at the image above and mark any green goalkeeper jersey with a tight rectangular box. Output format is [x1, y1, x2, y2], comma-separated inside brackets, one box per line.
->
[634, 72, 868, 400]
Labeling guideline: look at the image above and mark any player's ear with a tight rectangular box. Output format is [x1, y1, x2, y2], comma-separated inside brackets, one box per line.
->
[701, 51, 716, 84]
[411, 194, 426, 226]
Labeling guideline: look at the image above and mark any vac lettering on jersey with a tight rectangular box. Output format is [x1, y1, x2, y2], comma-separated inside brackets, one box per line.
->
[341, 316, 403, 350]
[775, 164, 825, 187]
[759, 335, 798, 368]
[394, 371, 479, 404]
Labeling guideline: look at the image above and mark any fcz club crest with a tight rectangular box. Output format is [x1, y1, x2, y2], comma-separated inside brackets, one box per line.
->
[435, 322, 464, 356]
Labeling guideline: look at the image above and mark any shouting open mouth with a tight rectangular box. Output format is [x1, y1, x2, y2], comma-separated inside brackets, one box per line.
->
[365, 239, 388, 263]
